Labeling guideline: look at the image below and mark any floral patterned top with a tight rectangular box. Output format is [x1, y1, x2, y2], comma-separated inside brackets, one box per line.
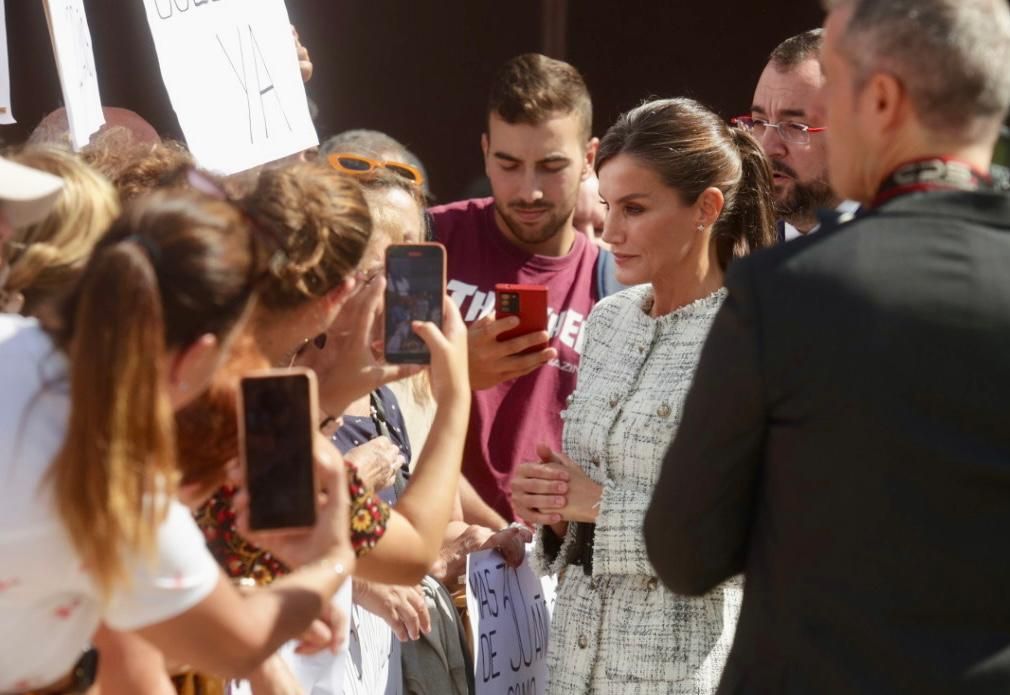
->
[195, 460, 390, 586]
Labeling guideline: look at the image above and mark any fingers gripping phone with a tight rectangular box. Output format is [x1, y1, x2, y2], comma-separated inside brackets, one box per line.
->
[239, 368, 319, 531]
[495, 283, 549, 354]
[384, 243, 446, 364]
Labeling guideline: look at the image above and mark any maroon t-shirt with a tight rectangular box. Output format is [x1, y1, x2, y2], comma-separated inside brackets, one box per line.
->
[430, 198, 601, 521]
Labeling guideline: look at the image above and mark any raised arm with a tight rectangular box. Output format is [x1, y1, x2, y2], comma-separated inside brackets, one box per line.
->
[353, 298, 471, 584]
[131, 445, 355, 678]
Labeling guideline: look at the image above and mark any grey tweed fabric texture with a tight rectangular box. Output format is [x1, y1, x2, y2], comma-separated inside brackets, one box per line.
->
[532, 284, 742, 695]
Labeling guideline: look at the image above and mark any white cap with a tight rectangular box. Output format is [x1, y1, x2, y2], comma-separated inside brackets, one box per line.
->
[0, 155, 64, 229]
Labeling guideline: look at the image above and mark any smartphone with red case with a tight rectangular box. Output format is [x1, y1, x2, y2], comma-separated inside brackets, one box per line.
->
[495, 283, 549, 354]
[239, 368, 318, 532]
[384, 243, 447, 364]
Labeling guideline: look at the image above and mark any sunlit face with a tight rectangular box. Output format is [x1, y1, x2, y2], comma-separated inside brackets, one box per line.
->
[822, 5, 871, 203]
[360, 186, 426, 275]
[483, 112, 591, 250]
[598, 154, 703, 287]
[752, 58, 837, 226]
[169, 298, 256, 411]
[360, 186, 425, 354]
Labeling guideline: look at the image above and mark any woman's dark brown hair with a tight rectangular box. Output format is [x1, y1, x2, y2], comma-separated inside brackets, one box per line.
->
[240, 163, 372, 312]
[596, 97, 777, 270]
[48, 190, 263, 595]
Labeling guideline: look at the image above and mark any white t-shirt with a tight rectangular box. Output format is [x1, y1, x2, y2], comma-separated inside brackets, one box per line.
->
[0, 315, 221, 691]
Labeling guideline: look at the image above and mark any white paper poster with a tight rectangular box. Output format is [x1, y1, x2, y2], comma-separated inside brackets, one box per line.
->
[230, 579, 351, 695]
[0, 0, 15, 125]
[466, 549, 554, 695]
[43, 0, 105, 148]
[141, 0, 318, 175]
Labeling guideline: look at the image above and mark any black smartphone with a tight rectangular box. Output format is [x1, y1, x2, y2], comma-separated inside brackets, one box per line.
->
[239, 368, 318, 532]
[384, 243, 446, 364]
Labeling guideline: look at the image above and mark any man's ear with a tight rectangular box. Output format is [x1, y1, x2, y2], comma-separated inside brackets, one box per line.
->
[864, 72, 905, 138]
[583, 136, 600, 181]
[481, 132, 491, 176]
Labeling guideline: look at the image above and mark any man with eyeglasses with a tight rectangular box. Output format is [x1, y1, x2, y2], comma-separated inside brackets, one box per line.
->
[736, 29, 858, 241]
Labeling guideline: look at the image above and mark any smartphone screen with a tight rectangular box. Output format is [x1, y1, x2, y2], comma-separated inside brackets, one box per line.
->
[241, 371, 317, 531]
[384, 243, 446, 364]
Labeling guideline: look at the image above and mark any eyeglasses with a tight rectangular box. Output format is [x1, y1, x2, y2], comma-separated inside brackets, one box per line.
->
[731, 116, 827, 145]
[327, 153, 425, 187]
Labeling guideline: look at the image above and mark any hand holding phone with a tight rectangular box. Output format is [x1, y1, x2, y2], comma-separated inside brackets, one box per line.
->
[384, 243, 446, 364]
[240, 368, 319, 532]
[233, 427, 356, 571]
[495, 284, 549, 355]
[411, 295, 471, 404]
[295, 275, 421, 417]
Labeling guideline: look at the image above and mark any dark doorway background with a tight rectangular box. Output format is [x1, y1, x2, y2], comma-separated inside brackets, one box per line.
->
[3, 1, 824, 201]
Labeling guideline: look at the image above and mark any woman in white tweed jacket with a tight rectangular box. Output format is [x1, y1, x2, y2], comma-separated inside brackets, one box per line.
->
[511, 98, 778, 694]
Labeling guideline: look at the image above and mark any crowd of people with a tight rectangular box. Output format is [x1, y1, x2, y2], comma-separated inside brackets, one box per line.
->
[1, 0, 1009, 693]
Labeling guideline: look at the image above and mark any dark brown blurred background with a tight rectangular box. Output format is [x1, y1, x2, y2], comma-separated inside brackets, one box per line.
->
[3, 1, 824, 201]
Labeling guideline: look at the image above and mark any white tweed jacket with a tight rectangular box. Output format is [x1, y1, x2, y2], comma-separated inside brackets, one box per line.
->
[533, 284, 742, 695]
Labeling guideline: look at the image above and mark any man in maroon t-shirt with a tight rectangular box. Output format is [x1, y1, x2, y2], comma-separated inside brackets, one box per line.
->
[429, 53, 609, 523]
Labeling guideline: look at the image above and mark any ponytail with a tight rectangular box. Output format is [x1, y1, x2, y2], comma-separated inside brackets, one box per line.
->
[49, 241, 177, 596]
[711, 129, 778, 271]
[596, 97, 779, 274]
[46, 191, 261, 597]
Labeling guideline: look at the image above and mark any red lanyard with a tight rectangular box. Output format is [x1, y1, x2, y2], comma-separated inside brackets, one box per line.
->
[871, 158, 992, 208]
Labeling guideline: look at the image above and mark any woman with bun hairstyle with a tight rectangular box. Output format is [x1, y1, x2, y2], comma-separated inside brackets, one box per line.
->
[0, 191, 360, 693]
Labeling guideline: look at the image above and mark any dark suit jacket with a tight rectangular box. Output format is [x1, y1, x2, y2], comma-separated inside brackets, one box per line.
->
[644, 190, 1010, 694]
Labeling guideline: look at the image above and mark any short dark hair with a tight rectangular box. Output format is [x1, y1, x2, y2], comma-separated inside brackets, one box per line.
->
[487, 53, 592, 142]
[769, 29, 824, 69]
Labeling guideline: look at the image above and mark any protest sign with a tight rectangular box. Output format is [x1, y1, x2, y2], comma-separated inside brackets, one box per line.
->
[466, 549, 553, 695]
[141, 0, 318, 175]
[43, 0, 105, 148]
[0, 0, 14, 125]
[231, 579, 350, 694]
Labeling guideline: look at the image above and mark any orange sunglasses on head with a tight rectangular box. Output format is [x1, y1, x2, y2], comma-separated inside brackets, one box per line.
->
[327, 152, 425, 187]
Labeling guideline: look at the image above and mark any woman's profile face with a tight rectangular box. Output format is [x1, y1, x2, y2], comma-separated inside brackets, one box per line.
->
[358, 186, 426, 277]
[598, 153, 700, 287]
[359, 187, 426, 355]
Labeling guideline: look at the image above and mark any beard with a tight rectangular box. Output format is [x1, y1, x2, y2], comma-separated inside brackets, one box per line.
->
[495, 199, 574, 247]
[772, 160, 837, 228]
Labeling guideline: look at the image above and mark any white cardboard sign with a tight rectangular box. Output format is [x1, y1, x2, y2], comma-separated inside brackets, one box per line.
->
[141, 0, 318, 175]
[44, 0, 105, 148]
[466, 549, 554, 695]
[0, 0, 15, 125]
[230, 579, 351, 695]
